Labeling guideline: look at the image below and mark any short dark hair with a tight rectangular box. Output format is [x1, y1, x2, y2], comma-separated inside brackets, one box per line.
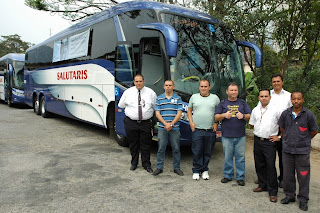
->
[259, 89, 270, 95]
[271, 73, 283, 81]
[227, 82, 238, 89]
[134, 74, 144, 81]
[291, 91, 304, 98]
[200, 79, 210, 86]
[164, 79, 174, 85]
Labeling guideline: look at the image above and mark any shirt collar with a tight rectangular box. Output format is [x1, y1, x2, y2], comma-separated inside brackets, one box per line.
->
[136, 86, 145, 92]
[260, 104, 269, 110]
[271, 88, 284, 95]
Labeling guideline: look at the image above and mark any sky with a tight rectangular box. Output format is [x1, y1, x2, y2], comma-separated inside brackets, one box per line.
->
[1, 0, 72, 45]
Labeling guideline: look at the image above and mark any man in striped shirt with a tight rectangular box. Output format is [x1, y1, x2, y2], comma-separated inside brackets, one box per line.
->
[153, 80, 184, 176]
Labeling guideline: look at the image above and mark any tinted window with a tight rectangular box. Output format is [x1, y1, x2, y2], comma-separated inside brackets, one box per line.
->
[37, 44, 53, 69]
[91, 18, 117, 61]
[119, 9, 158, 44]
[25, 48, 38, 70]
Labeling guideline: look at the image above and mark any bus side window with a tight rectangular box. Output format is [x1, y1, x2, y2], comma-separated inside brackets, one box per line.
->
[115, 42, 134, 86]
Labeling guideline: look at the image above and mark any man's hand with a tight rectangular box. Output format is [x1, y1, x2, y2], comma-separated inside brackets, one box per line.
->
[236, 109, 244, 120]
[224, 110, 232, 119]
[190, 121, 196, 132]
[212, 123, 218, 132]
[164, 123, 173, 131]
[269, 135, 280, 143]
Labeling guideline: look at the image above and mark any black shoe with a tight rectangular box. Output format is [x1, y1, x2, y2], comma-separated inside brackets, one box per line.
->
[152, 168, 163, 176]
[130, 165, 137, 171]
[280, 197, 296, 204]
[279, 180, 283, 188]
[144, 167, 153, 173]
[237, 179, 245, 186]
[254, 179, 259, 184]
[299, 202, 308, 211]
[174, 169, 184, 176]
[221, 178, 232, 183]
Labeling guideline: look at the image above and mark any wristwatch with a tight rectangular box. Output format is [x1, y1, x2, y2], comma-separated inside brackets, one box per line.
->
[278, 136, 281, 139]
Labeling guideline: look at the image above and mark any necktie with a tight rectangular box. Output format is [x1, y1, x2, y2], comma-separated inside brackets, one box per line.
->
[138, 90, 143, 120]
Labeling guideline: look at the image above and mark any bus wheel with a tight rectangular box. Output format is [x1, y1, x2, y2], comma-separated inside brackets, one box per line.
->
[34, 99, 41, 115]
[107, 105, 128, 147]
[40, 96, 50, 118]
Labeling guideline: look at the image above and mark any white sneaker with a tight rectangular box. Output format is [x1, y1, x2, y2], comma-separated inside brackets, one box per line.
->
[192, 173, 200, 180]
[201, 171, 209, 180]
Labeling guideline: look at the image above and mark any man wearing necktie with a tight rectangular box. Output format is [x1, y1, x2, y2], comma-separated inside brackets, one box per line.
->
[118, 74, 157, 173]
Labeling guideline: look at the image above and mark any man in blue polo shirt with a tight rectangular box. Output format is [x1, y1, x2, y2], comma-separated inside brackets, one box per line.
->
[153, 80, 184, 176]
[278, 92, 318, 211]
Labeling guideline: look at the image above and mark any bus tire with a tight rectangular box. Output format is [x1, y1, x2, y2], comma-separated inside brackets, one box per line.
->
[107, 105, 128, 147]
[40, 96, 50, 118]
[34, 98, 41, 115]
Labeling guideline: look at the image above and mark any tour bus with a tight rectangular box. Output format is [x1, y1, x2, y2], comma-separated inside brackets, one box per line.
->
[0, 53, 25, 106]
[24, 1, 262, 146]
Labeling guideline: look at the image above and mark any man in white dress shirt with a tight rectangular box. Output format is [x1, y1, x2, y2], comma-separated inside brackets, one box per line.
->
[118, 74, 157, 173]
[269, 74, 292, 187]
[249, 89, 282, 202]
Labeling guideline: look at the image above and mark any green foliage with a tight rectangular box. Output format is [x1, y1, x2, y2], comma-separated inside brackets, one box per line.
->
[245, 72, 259, 110]
[254, 46, 282, 90]
[285, 62, 320, 126]
[0, 34, 33, 57]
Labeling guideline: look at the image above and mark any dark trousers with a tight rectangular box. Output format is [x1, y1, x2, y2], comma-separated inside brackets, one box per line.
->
[124, 116, 152, 168]
[283, 152, 310, 203]
[277, 139, 283, 182]
[191, 129, 216, 173]
[254, 136, 278, 196]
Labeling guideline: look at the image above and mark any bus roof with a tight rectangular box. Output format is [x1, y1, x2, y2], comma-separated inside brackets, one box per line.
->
[27, 0, 219, 52]
[0, 53, 25, 62]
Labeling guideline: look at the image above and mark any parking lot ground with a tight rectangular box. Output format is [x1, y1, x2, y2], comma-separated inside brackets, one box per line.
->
[0, 102, 320, 212]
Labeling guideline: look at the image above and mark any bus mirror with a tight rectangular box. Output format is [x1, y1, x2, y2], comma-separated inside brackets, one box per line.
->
[8, 64, 14, 76]
[137, 23, 178, 57]
[236, 41, 262, 68]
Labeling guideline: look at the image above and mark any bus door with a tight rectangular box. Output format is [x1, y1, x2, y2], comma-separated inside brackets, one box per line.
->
[139, 37, 165, 95]
[7, 63, 14, 102]
[114, 42, 135, 138]
[0, 61, 5, 101]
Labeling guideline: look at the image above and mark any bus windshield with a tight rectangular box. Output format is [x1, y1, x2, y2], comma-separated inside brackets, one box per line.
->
[161, 13, 218, 96]
[13, 61, 24, 89]
[161, 13, 244, 100]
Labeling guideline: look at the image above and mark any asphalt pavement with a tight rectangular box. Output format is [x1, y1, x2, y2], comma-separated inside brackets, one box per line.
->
[0, 102, 320, 212]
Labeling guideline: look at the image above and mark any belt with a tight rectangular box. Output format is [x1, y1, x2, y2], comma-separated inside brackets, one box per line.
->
[254, 135, 269, 141]
[196, 128, 213, 132]
[126, 116, 150, 123]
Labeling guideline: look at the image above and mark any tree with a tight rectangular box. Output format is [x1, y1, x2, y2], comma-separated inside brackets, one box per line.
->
[273, 0, 320, 77]
[25, 0, 119, 22]
[25, 0, 190, 21]
[0, 34, 33, 57]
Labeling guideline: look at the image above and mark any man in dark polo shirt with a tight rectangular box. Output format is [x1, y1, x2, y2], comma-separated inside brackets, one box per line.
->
[278, 92, 318, 211]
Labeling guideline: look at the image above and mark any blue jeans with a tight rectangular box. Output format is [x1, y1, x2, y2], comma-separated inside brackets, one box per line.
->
[156, 129, 181, 170]
[221, 136, 246, 180]
[191, 129, 216, 173]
